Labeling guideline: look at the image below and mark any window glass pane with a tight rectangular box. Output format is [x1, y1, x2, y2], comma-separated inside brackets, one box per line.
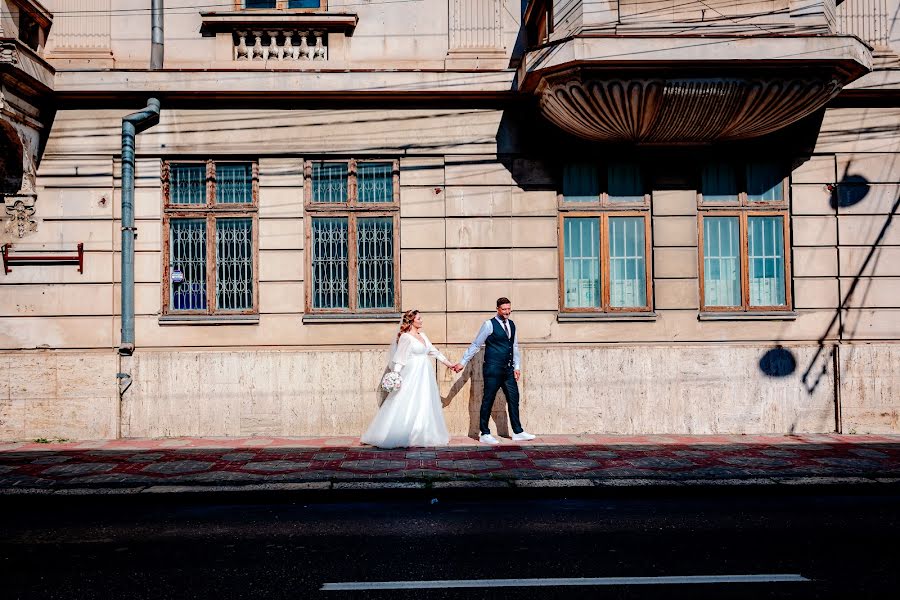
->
[357, 218, 395, 309]
[701, 163, 739, 203]
[169, 219, 207, 311]
[746, 163, 783, 202]
[311, 218, 349, 309]
[288, 0, 320, 7]
[608, 217, 647, 307]
[312, 162, 347, 203]
[170, 164, 206, 205]
[562, 164, 600, 202]
[215, 218, 254, 311]
[748, 216, 786, 306]
[607, 163, 643, 203]
[357, 162, 393, 203]
[216, 163, 253, 204]
[563, 218, 600, 308]
[703, 217, 741, 307]
[244, 1, 276, 7]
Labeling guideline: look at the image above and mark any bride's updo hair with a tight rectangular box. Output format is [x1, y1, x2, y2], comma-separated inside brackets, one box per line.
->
[398, 309, 419, 339]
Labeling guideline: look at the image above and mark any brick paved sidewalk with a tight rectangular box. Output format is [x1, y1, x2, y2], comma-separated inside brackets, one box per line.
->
[2, 434, 899, 495]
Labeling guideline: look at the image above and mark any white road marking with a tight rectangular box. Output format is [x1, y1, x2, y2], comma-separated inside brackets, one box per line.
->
[321, 574, 810, 590]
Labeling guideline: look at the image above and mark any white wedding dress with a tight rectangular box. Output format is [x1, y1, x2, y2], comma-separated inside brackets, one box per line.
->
[361, 332, 451, 448]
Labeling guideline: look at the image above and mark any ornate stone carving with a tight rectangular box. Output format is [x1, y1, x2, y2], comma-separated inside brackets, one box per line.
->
[0, 41, 19, 65]
[538, 73, 844, 143]
[4, 197, 37, 238]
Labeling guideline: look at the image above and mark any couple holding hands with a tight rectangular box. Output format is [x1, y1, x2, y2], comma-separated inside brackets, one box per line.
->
[361, 297, 537, 449]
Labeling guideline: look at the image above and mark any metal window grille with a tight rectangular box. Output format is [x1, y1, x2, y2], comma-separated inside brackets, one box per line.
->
[357, 162, 393, 203]
[703, 216, 742, 307]
[312, 162, 348, 203]
[311, 217, 349, 309]
[216, 218, 254, 310]
[748, 216, 786, 306]
[563, 217, 601, 308]
[169, 219, 208, 311]
[356, 217, 395, 309]
[608, 216, 646, 307]
[216, 163, 253, 204]
[170, 164, 206, 205]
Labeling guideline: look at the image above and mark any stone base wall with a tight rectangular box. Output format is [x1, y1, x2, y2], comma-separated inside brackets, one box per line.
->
[3, 344, 899, 441]
[120, 344, 844, 438]
[0, 351, 118, 441]
[840, 344, 900, 434]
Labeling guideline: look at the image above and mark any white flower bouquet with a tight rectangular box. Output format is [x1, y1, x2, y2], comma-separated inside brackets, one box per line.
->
[380, 371, 402, 393]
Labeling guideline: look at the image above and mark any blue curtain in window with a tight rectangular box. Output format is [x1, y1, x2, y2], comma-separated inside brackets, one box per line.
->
[607, 163, 643, 203]
[701, 163, 739, 203]
[170, 219, 207, 311]
[562, 164, 600, 202]
[216, 218, 254, 311]
[311, 218, 349, 309]
[746, 163, 783, 202]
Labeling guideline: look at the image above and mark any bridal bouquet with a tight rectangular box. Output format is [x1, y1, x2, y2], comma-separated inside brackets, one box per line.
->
[380, 371, 402, 393]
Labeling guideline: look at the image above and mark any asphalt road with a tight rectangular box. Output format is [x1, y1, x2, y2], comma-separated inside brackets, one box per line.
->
[2, 489, 898, 599]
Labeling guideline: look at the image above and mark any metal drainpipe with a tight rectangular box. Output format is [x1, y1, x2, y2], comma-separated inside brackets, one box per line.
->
[119, 0, 163, 355]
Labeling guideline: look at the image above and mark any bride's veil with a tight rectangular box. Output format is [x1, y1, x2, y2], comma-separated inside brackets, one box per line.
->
[375, 331, 400, 405]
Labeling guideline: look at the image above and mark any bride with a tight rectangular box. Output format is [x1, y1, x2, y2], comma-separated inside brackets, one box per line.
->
[361, 310, 454, 448]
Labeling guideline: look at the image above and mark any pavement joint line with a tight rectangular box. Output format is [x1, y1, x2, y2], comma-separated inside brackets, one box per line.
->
[320, 574, 811, 590]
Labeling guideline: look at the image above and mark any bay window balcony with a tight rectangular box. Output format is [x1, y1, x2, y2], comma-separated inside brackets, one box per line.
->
[519, 0, 873, 144]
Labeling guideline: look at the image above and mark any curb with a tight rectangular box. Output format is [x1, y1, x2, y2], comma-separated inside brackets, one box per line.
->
[2, 476, 899, 498]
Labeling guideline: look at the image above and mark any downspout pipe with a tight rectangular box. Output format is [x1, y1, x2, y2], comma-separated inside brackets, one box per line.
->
[120, 99, 160, 356]
[120, 1, 163, 355]
[151, 0, 164, 70]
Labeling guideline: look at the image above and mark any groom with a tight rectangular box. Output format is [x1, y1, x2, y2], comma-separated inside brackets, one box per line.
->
[454, 297, 536, 445]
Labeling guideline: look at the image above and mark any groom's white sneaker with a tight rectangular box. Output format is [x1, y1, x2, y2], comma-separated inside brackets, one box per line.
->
[511, 431, 536, 441]
[479, 433, 500, 445]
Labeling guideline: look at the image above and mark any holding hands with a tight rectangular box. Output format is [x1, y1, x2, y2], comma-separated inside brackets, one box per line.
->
[449, 363, 463, 373]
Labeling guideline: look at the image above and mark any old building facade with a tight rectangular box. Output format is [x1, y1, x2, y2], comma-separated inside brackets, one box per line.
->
[1, 0, 898, 440]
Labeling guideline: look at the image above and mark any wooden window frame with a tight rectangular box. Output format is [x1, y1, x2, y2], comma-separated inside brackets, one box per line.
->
[304, 158, 400, 314]
[697, 209, 793, 313]
[557, 211, 654, 314]
[557, 164, 651, 210]
[235, 0, 326, 10]
[161, 159, 260, 316]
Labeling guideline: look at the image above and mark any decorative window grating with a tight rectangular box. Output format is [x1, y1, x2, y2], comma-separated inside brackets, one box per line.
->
[305, 159, 399, 314]
[162, 160, 259, 316]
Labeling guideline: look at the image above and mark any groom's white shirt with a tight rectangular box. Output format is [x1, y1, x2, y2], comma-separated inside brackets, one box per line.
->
[459, 316, 521, 370]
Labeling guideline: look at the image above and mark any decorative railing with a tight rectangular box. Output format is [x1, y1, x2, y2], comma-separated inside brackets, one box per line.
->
[233, 30, 327, 61]
[836, 0, 890, 49]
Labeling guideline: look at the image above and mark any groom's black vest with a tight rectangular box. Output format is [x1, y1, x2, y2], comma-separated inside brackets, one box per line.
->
[483, 318, 516, 371]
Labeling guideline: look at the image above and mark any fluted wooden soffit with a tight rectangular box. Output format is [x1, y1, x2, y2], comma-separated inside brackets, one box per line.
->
[523, 37, 873, 144]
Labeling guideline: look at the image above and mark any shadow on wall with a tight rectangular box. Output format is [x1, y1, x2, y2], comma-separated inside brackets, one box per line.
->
[442, 353, 511, 440]
[760, 161, 898, 397]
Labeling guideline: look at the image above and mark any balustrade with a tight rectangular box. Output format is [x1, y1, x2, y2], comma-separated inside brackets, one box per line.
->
[836, 0, 890, 50]
[233, 30, 327, 61]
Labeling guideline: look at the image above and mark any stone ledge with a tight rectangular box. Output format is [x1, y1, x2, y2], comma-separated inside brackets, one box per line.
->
[697, 311, 799, 321]
[557, 312, 658, 322]
[158, 315, 260, 325]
